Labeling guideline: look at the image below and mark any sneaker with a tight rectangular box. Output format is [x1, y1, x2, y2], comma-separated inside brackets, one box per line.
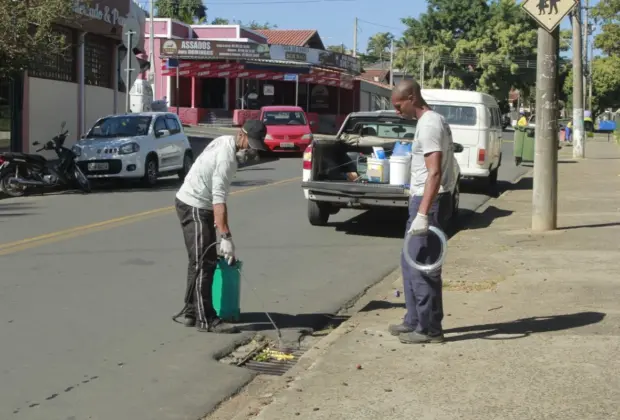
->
[184, 317, 196, 327]
[196, 318, 239, 334]
[399, 331, 445, 344]
[388, 323, 415, 336]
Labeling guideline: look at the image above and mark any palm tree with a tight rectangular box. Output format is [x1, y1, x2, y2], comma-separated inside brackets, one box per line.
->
[366, 32, 393, 66]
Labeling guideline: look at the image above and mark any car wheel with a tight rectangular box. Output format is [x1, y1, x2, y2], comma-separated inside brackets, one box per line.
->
[308, 200, 330, 226]
[142, 155, 159, 187]
[178, 152, 193, 181]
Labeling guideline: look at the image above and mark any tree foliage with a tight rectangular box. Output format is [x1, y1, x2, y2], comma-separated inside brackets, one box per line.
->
[394, 0, 539, 100]
[155, 0, 206, 24]
[365, 32, 393, 64]
[591, 0, 620, 56]
[0, 0, 75, 78]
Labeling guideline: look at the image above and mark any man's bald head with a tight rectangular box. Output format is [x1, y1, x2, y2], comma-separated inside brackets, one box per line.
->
[392, 79, 422, 101]
[391, 79, 426, 119]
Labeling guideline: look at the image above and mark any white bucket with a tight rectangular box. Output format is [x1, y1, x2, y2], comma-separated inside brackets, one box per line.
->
[389, 155, 411, 186]
[366, 158, 390, 183]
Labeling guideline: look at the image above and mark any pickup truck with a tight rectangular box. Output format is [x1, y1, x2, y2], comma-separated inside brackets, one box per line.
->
[301, 110, 462, 227]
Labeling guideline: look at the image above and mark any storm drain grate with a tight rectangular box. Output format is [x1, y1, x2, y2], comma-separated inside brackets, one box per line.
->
[242, 346, 308, 376]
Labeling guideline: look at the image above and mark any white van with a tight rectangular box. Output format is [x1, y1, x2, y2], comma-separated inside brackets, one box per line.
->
[422, 89, 503, 189]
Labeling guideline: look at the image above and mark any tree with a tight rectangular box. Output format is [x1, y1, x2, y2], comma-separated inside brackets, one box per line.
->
[155, 0, 206, 24]
[0, 0, 76, 78]
[366, 32, 393, 64]
[243, 20, 277, 29]
[211, 17, 229, 25]
[396, 0, 539, 99]
[591, 0, 620, 56]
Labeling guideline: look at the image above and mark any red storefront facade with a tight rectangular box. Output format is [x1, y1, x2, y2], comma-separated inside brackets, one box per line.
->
[144, 21, 361, 133]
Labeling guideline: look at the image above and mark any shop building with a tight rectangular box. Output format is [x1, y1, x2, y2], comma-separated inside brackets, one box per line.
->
[144, 21, 390, 133]
[0, 0, 146, 156]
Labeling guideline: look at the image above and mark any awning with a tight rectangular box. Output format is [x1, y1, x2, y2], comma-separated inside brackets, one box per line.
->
[160, 61, 354, 89]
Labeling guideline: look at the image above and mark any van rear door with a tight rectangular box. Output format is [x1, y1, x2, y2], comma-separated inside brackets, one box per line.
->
[428, 102, 481, 170]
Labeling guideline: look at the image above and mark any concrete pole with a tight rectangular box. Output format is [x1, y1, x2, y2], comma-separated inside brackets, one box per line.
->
[149, 0, 156, 99]
[572, 4, 585, 159]
[532, 27, 559, 232]
[353, 18, 358, 57]
[389, 39, 394, 86]
[583, 0, 589, 109]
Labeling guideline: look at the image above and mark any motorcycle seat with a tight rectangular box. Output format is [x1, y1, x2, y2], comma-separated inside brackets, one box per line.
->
[2, 153, 47, 163]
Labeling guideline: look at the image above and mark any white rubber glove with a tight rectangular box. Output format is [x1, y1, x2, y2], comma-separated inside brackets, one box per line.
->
[407, 213, 429, 236]
[219, 238, 236, 265]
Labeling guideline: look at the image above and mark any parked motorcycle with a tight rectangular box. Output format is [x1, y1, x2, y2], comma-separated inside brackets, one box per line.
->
[0, 122, 91, 197]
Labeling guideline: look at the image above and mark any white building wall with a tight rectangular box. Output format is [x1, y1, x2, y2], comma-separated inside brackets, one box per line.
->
[27, 78, 79, 157]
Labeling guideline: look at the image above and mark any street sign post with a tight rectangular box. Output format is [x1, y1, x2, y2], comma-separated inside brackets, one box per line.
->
[284, 74, 299, 106]
[521, 0, 576, 231]
[521, 0, 578, 32]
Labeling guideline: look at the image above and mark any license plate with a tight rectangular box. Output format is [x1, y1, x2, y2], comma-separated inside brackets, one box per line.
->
[280, 142, 295, 149]
[88, 162, 109, 171]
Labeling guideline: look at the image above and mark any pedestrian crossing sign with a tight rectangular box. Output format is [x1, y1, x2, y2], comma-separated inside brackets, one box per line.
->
[521, 0, 578, 33]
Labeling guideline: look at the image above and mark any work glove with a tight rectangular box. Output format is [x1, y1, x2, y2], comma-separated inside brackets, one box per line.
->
[219, 238, 236, 265]
[407, 213, 429, 236]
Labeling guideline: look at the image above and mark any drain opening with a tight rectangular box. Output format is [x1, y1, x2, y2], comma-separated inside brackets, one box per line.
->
[242, 346, 308, 376]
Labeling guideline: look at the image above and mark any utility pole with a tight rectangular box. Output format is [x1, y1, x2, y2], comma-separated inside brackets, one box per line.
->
[420, 48, 425, 88]
[588, 38, 593, 111]
[583, 0, 589, 109]
[532, 27, 559, 232]
[353, 17, 358, 57]
[149, 0, 156, 99]
[389, 39, 394, 86]
[572, 1, 585, 158]
[442, 65, 446, 89]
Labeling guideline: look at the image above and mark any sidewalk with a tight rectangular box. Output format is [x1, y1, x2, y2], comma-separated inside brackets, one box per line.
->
[225, 140, 620, 420]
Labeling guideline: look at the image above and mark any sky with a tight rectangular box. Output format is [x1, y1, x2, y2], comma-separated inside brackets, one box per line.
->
[141, 0, 602, 56]
[204, 0, 418, 52]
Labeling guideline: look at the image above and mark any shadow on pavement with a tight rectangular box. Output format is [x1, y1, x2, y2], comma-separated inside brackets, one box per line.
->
[237, 312, 350, 332]
[561, 221, 620, 230]
[89, 178, 182, 194]
[231, 179, 275, 188]
[359, 300, 405, 312]
[444, 311, 606, 342]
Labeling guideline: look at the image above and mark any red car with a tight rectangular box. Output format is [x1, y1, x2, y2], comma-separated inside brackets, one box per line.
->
[260, 106, 314, 153]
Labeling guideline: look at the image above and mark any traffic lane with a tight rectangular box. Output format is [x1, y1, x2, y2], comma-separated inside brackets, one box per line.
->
[0, 155, 303, 246]
[0, 218, 256, 420]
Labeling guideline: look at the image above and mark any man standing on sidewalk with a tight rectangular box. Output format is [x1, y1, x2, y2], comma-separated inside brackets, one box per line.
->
[175, 120, 268, 334]
[389, 80, 457, 344]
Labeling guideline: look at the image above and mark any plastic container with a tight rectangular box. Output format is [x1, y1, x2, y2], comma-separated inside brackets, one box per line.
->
[392, 141, 412, 156]
[367, 158, 389, 183]
[212, 258, 242, 322]
[389, 155, 411, 186]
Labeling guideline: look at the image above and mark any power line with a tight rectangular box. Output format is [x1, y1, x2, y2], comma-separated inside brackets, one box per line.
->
[138, 0, 354, 6]
[356, 18, 404, 33]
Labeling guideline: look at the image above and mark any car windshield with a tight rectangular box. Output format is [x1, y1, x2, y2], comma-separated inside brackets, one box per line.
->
[262, 111, 307, 126]
[342, 117, 417, 139]
[430, 104, 477, 126]
[86, 116, 152, 138]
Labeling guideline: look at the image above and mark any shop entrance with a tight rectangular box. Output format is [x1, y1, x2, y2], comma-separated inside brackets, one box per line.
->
[0, 76, 22, 152]
[200, 78, 226, 109]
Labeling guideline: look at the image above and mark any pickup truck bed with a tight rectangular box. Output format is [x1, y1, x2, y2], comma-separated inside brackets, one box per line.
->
[303, 181, 409, 208]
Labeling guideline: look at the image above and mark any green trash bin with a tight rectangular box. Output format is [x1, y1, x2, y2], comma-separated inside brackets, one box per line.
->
[212, 258, 242, 322]
[514, 126, 535, 165]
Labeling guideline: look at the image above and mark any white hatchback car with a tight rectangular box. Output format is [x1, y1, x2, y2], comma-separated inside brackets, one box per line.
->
[72, 112, 193, 186]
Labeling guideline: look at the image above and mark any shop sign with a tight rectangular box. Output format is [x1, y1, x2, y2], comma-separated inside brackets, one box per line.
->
[73, 0, 128, 26]
[161, 39, 271, 60]
[269, 45, 360, 74]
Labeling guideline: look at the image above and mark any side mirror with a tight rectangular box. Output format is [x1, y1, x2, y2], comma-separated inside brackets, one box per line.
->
[156, 129, 171, 137]
[310, 121, 315, 126]
[453, 143, 464, 153]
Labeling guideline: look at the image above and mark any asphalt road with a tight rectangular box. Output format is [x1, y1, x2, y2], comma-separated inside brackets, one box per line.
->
[0, 131, 525, 420]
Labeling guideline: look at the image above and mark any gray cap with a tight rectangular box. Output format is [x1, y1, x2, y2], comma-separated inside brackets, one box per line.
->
[242, 120, 268, 151]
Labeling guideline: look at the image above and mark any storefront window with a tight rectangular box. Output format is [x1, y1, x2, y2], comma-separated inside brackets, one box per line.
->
[30, 26, 77, 83]
[85, 34, 114, 88]
[0, 79, 11, 152]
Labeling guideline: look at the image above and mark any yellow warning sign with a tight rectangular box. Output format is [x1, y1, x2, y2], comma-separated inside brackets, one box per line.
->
[521, 0, 578, 33]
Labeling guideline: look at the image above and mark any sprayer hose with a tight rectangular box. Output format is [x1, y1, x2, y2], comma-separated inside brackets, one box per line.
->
[402, 225, 448, 273]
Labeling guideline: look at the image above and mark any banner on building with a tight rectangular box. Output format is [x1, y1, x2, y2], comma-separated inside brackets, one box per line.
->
[160, 39, 361, 74]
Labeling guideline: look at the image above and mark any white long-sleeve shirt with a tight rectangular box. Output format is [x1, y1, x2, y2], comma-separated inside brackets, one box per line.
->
[176, 135, 238, 210]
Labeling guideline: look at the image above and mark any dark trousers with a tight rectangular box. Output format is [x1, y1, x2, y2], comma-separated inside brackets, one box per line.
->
[400, 193, 452, 336]
[175, 198, 218, 326]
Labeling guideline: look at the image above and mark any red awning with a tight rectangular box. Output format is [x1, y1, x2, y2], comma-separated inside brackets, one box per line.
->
[160, 61, 354, 89]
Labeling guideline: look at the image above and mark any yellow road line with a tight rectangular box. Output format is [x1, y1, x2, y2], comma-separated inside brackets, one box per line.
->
[0, 176, 300, 256]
